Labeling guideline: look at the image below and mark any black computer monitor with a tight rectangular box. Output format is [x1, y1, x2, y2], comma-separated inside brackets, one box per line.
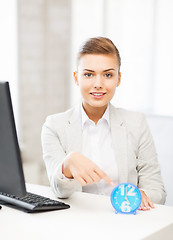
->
[0, 81, 26, 196]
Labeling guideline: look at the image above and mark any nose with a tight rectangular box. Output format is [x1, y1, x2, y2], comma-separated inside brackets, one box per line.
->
[94, 75, 103, 89]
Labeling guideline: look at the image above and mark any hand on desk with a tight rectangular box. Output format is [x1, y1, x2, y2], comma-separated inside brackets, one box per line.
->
[62, 152, 114, 186]
[139, 190, 155, 211]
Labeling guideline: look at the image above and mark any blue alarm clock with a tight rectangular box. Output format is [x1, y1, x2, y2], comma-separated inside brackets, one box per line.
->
[111, 183, 142, 215]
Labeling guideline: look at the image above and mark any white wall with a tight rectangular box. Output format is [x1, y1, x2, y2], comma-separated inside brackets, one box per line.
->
[70, 0, 173, 117]
[0, 0, 18, 129]
[17, 0, 71, 184]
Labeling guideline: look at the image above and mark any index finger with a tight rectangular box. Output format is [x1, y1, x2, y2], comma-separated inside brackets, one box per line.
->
[94, 167, 114, 186]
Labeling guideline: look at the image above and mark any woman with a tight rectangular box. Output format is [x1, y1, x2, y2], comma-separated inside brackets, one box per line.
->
[41, 37, 166, 211]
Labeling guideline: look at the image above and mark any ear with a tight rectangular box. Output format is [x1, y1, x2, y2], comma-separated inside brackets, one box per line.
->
[73, 71, 79, 86]
[117, 72, 121, 87]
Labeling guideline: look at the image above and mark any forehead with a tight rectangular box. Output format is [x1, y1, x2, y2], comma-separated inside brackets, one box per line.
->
[78, 54, 119, 70]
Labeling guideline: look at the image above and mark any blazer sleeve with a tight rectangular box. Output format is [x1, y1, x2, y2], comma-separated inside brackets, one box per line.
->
[136, 114, 167, 204]
[41, 115, 82, 199]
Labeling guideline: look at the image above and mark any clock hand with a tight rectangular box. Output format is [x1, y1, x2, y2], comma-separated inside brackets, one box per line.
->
[125, 196, 130, 204]
[125, 187, 130, 204]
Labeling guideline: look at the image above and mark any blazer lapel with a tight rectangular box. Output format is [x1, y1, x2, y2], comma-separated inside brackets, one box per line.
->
[65, 103, 128, 183]
[110, 104, 128, 183]
[65, 104, 82, 154]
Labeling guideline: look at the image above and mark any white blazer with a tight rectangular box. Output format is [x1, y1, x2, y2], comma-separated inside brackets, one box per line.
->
[41, 103, 166, 204]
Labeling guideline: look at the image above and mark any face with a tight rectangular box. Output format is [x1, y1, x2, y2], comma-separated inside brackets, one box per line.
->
[74, 54, 121, 114]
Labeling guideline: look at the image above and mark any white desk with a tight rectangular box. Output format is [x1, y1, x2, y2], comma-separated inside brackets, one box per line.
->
[0, 184, 173, 240]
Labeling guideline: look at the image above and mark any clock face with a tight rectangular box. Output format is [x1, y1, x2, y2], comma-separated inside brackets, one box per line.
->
[111, 183, 142, 214]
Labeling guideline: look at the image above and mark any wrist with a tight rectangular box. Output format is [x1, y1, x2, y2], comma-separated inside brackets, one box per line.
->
[62, 161, 73, 179]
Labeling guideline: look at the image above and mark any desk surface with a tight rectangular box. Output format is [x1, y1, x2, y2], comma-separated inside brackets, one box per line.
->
[0, 184, 173, 240]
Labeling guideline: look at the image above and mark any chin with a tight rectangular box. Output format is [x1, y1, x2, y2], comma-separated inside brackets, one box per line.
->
[90, 101, 109, 109]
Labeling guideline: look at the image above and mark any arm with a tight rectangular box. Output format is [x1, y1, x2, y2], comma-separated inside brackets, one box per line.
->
[136, 115, 167, 207]
[41, 116, 113, 198]
[41, 116, 82, 199]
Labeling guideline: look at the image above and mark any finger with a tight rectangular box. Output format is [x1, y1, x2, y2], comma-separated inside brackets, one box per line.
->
[140, 199, 147, 211]
[73, 174, 87, 186]
[74, 170, 95, 185]
[148, 199, 155, 208]
[82, 174, 95, 184]
[139, 204, 148, 211]
[139, 190, 153, 211]
[140, 199, 150, 211]
[95, 167, 114, 186]
[89, 170, 102, 183]
[144, 201, 150, 210]
[139, 201, 144, 211]
[70, 166, 89, 185]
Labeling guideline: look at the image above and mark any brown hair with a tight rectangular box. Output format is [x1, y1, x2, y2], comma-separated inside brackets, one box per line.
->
[77, 37, 121, 71]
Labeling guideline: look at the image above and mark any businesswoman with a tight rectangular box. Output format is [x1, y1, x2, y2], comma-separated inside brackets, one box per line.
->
[41, 37, 166, 211]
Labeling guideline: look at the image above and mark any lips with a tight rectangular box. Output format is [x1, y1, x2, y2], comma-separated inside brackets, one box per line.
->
[90, 92, 106, 96]
[90, 92, 106, 99]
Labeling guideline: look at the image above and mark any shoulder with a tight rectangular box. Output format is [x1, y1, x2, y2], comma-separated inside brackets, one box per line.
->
[43, 104, 81, 130]
[110, 104, 148, 132]
[46, 107, 74, 123]
[110, 104, 145, 122]
[110, 105, 151, 147]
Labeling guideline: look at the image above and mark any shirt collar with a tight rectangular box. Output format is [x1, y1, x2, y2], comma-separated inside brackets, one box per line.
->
[81, 103, 110, 129]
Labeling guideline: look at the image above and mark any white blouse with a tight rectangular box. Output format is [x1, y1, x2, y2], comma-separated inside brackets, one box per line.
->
[81, 104, 119, 196]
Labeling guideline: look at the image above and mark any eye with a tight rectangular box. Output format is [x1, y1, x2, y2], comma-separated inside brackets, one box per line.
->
[105, 73, 112, 78]
[84, 73, 93, 77]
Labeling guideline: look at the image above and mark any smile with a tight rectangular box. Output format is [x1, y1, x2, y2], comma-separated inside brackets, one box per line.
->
[90, 92, 106, 96]
[90, 92, 106, 99]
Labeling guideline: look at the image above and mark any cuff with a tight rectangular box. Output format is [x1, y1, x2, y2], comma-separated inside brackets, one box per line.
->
[56, 163, 75, 183]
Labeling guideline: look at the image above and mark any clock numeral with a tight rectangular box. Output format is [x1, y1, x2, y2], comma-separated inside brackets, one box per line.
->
[127, 186, 136, 196]
[119, 185, 125, 196]
[119, 185, 136, 196]
[121, 201, 132, 212]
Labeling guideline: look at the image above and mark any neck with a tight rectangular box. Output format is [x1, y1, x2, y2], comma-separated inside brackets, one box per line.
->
[82, 103, 108, 124]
